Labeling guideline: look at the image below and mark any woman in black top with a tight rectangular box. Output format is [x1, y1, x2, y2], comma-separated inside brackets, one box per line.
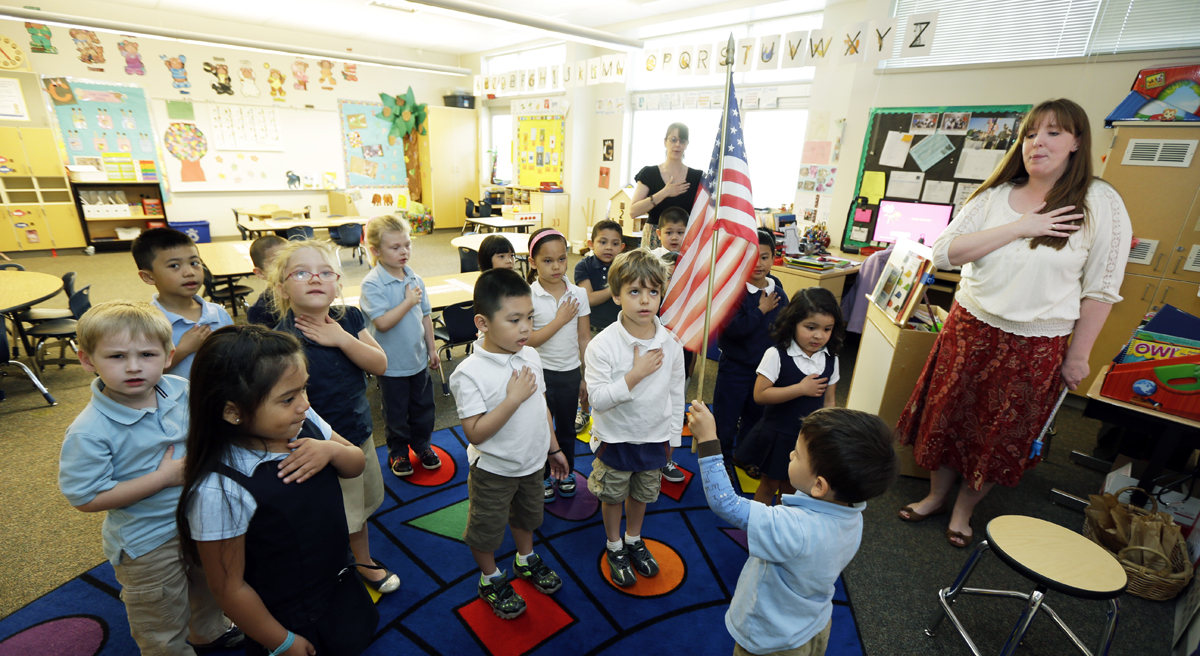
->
[631, 122, 703, 250]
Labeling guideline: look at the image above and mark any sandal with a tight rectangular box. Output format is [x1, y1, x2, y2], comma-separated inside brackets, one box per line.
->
[897, 501, 948, 522]
[363, 558, 401, 594]
[733, 459, 762, 480]
[946, 528, 973, 548]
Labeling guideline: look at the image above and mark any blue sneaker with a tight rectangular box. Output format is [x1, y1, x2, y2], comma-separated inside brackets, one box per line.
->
[557, 472, 576, 498]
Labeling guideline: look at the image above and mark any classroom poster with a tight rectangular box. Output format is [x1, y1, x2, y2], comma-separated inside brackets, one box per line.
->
[49, 78, 164, 187]
[515, 114, 565, 187]
[338, 99, 407, 188]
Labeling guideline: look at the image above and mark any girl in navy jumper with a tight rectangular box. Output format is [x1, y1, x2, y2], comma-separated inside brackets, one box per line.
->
[736, 287, 845, 505]
[714, 230, 789, 475]
[178, 326, 378, 656]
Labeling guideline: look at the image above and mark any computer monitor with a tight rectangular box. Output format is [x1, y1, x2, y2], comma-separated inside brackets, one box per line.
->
[871, 199, 955, 245]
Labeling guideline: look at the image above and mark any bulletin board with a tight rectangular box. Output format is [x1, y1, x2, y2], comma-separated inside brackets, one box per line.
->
[150, 99, 345, 192]
[844, 105, 1031, 250]
[48, 78, 166, 188]
[338, 99, 408, 189]
[515, 114, 564, 187]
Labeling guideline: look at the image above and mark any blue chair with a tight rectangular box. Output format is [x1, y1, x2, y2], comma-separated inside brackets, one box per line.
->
[459, 247, 480, 274]
[333, 223, 367, 266]
[25, 285, 91, 372]
[433, 301, 477, 395]
[286, 226, 314, 241]
[0, 263, 25, 271]
[0, 316, 55, 405]
[204, 266, 253, 316]
[17, 272, 76, 325]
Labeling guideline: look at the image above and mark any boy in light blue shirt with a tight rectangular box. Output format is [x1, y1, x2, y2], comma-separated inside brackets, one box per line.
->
[687, 403, 897, 656]
[59, 300, 242, 655]
[132, 228, 232, 379]
[360, 215, 441, 478]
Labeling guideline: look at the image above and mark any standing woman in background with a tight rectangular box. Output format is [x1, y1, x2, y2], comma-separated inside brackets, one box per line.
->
[895, 99, 1131, 548]
[630, 123, 703, 250]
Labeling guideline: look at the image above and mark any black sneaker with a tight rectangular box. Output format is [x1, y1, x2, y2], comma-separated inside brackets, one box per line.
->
[389, 454, 413, 477]
[661, 461, 685, 483]
[417, 449, 441, 470]
[606, 547, 636, 587]
[513, 553, 562, 594]
[557, 472, 576, 497]
[626, 539, 659, 578]
[544, 476, 556, 502]
[478, 571, 526, 619]
[574, 407, 589, 433]
[189, 624, 245, 655]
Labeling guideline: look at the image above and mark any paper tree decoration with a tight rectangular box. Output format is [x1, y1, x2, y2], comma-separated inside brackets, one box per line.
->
[377, 87, 427, 202]
[164, 122, 208, 182]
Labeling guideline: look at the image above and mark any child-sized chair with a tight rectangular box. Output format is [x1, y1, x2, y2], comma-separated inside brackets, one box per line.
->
[432, 301, 476, 395]
[25, 285, 91, 372]
[925, 515, 1127, 656]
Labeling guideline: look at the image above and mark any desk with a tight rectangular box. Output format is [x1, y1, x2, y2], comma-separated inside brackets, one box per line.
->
[772, 249, 864, 299]
[451, 233, 530, 255]
[197, 242, 254, 317]
[234, 207, 312, 220]
[341, 271, 480, 312]
[1049, 365, 1200, 511]
[1, 271, 65, 357]
[238, 216, 370, 239]
[464, 216, 538, 234]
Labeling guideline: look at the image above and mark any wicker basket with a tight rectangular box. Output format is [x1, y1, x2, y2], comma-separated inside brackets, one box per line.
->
[1082, 486, 1195, 601]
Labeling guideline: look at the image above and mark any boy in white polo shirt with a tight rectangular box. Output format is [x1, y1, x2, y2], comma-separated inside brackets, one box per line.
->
[449, 268, 570, 620]
[585, 249, 685, 587]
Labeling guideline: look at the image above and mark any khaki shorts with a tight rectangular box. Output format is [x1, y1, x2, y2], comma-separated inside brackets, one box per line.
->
[463, 464, 545, 552]
[734, 618, 831, 656]
[113, 536, 230, 654]
[340, 438, 386, 533]
[587, 457, 661, 505]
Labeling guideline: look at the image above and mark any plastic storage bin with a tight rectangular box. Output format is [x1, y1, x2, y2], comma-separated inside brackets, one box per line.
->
[169, 220, 211, 243]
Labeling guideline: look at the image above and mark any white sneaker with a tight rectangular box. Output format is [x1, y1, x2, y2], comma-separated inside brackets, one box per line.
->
[574, 407, 589, 433]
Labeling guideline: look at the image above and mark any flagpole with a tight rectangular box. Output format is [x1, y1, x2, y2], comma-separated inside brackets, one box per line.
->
[694, 33, 735, 426]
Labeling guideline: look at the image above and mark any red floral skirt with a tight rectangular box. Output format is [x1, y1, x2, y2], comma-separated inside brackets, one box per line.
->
[895, 304, 1068, 489]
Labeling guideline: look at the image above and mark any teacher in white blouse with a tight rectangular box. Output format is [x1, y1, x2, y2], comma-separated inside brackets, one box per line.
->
[894, 99, 1132, 548]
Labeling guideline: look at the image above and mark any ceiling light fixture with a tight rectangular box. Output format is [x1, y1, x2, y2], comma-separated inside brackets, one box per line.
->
[374, 0, 644, 52]
[0, 6, 471, 77]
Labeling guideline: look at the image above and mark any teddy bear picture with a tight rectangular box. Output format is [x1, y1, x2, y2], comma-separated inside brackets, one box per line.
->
[161, 55, 190, 92]
[292, 61, 309, 90]
[318, 60, 337, 89]
[25, 23, 55, 54]
[238, 66, 260, 97]
[268, 69, 287, 99]
[117, 39, 144, 75]
[204, 62, 234, 96]
[69, 29, 104, 65]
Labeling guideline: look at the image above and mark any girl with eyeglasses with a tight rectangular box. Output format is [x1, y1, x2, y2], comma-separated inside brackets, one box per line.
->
[631, 122, 703, 250]
[267, 239, 402, 597]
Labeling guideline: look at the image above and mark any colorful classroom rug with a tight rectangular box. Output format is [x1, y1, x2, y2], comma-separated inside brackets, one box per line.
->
[0, 425, 866, 656]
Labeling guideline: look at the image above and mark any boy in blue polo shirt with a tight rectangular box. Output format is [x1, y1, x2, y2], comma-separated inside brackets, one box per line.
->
[132, 228, 232, 379]
[59, 300, 243, 655]
[687, 402, 897, 656]
[361, 215, 442, 478]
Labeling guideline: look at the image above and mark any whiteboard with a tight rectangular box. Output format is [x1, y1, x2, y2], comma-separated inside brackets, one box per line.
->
[150, 98, 344, 193]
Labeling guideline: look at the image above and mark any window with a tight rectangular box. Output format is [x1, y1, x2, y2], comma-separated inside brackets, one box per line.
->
[886, 0, 1200, 69]
[490, 111, 512, 184]
[628, 108, 807, 209]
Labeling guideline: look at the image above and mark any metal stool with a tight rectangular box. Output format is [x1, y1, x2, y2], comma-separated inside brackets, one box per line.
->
[926, 515, 1127, 656]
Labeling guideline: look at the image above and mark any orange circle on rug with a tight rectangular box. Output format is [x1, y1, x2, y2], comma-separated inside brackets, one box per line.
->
[404, 445, 456, 486]
[598, 539, 686, 597]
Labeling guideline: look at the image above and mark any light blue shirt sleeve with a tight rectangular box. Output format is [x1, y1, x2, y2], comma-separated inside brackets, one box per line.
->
[699, 454, 750, 530]
[306, 407, 333, 439]
[417, 277, 431, 316]
[59, 430, 119, 506]
[214, 306, 233, 328]
[360, 276, 392, 322]
[749, 500, 810, 563]
[187, 473, 255, 541]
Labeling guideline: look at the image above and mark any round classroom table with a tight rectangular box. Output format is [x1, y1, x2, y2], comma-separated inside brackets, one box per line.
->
[0, 270, 64, 315]
[451, 232, 529, 255]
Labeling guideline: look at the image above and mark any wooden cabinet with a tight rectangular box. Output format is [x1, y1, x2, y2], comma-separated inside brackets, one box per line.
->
[43, 205, 86, 248]
[1082, 124, 1200, 394]
[22, 130, 63, 177]
[0, 218, 16, 252]
[0, 127, 28, 176]
[424, 106, 478, 230]
[0, 126, 83, 252]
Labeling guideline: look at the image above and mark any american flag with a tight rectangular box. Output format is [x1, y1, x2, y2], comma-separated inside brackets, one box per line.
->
[661, 81, 759, 352]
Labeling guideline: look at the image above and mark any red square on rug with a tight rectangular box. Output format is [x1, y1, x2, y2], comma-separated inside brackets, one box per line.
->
[659, 465, 693, 502]
[454, 578, 575, 656]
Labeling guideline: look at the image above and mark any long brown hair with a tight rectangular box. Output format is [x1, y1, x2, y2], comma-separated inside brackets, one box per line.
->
[967, 99, 1093, 251]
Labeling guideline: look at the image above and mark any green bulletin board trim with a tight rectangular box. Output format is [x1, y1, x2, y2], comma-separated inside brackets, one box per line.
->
[847, 104, 1033, 249]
